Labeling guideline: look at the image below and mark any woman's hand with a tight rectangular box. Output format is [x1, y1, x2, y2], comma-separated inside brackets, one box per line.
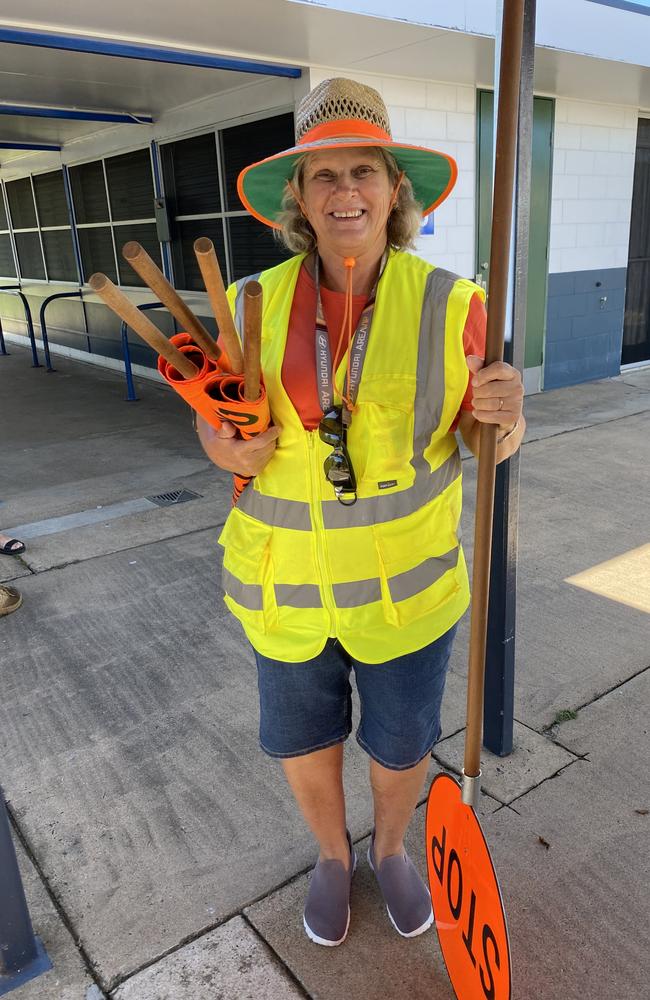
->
[458, 356, 526, 462]
[467, 355, 524, 431]
[196, 415, 281, 477]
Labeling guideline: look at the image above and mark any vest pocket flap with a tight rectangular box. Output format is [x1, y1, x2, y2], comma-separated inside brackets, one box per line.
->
[372, 496, 461, 626]
[219, 509, 273, 573]
[356, 373, 416, 411]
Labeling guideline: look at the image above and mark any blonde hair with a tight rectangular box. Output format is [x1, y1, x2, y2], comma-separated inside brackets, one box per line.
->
[274, 147, 422, 255]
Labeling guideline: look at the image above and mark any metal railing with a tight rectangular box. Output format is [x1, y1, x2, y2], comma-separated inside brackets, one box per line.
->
[38, 290, 84, 372]
[0, 287, 40, 368]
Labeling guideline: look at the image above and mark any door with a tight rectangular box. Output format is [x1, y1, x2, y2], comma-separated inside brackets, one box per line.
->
[622, 118, 650, 365]
[476, 90, 553, 376]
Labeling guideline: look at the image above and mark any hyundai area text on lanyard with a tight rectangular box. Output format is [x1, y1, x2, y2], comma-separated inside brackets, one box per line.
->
[314, 252, 388, 506]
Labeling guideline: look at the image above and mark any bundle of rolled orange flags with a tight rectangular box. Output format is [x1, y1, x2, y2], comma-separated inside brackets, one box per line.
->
[88, 239, 270, 505]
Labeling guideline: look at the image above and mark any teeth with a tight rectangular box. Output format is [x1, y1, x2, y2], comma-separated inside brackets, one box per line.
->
[332, 210, 363, 218]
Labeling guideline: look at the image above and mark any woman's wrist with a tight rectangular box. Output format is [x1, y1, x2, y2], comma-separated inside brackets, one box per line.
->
[496, 417, 520, 445]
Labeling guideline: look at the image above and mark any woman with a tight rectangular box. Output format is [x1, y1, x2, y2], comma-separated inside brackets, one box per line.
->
[197, 78, 525, 946]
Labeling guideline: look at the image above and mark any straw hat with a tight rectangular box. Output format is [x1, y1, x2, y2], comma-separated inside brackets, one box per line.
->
[237, 77, 458, 229]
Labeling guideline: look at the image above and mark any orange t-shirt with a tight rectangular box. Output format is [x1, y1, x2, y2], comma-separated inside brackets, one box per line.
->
[281, 264, 486, 431]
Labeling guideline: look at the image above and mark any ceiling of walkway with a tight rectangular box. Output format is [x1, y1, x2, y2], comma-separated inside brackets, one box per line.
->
[0, 0, 648, 164]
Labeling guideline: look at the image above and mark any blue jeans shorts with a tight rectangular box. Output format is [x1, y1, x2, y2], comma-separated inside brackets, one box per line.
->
[253, 623, 458, 771]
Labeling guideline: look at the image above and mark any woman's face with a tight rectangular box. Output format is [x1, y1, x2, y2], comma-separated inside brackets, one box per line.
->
[300, 148, 394, 261]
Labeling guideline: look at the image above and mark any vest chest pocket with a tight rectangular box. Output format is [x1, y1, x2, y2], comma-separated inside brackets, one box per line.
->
[351, 375, 416, 488]
[218, 510, 278, 634]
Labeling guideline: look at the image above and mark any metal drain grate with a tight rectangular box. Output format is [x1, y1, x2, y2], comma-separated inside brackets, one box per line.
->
[146, 488, 203, 508]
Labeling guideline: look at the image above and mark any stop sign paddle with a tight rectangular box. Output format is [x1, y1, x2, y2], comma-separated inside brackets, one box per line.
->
[426, 775, 511, 1000]
[426, 1, 527, 997]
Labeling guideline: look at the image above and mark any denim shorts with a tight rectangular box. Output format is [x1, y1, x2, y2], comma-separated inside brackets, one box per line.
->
[253, 624, 458, 771]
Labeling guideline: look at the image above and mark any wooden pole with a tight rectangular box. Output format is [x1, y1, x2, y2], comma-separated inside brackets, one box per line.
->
[464, 0, 525, 784]
[193, 238, 245, 374]
[121, 241, 220, 361]
[243, 281, 263, 402]
[88, 273, 198, 379]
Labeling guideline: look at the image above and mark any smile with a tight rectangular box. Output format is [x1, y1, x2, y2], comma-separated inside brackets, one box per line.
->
[330, 209, 365, 219]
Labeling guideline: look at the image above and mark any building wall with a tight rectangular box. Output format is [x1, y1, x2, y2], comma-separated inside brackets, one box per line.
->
[308, 68, 477, 278]
[546, 99, 637, 387]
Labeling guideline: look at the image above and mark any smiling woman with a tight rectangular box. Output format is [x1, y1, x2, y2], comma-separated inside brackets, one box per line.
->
[277, 146, 422, 262]
[195, 76, 526, 951]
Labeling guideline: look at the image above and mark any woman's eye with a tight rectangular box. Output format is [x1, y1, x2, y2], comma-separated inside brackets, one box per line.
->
[314, 172, 334, 181]
[355, 166, 374, 176]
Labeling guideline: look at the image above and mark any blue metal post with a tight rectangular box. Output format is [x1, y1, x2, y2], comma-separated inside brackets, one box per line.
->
[120, 321, 138, 402]
[119, 302, 170, 401]
[0, 789, 52, 996]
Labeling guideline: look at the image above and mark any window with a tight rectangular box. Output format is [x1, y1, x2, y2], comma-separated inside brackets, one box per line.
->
[69, 149, 162, 286]
[4, 172, 77, 282]
[33, 171, 77, 282]
[160, 112, 294, 290]
[0, 187, 17, 278]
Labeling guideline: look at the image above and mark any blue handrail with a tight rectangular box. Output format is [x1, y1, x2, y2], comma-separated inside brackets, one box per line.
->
[120, 301, 169, 402]
[0, 287, 40, 367]
[38, 291, 83, 372]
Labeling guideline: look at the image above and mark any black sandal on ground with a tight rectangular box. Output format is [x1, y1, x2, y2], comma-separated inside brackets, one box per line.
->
[0, 539, 25, 555]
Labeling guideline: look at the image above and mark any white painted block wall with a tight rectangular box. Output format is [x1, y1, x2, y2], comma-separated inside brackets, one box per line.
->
[308, 68, 477, 278]
[549, 100, 638, 274]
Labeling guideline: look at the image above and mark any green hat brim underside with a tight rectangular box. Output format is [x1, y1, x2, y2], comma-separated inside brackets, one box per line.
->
[238, 142, 457, 228]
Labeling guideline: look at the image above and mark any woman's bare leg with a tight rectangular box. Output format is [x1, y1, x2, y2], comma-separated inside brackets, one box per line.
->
[369, 755, 430, 864]
[281, 742, 350, 865]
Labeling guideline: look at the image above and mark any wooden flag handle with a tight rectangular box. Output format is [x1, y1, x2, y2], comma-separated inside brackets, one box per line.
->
[193, 238, 245, 374]
[121, 241, 220, 362]
[464, 0, 525, 783]
[243, 281, 263, 402]
[88, 272, 198, 379]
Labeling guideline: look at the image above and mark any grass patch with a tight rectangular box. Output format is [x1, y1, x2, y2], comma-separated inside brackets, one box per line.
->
[553, 708, 578, 725]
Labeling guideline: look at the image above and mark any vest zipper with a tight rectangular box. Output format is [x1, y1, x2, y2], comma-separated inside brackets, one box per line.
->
[307, 431, 337, 635]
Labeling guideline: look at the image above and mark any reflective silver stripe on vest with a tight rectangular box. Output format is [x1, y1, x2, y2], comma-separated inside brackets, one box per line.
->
[222, 568, 263, 610]
[388, 547, 459, 604]
[414, 267, 457, 447]
[274, 583, 322, 608]
[322, 449, 460, 529]
[237, 487, 312, 530]
[234, 272, 262, 341]
[333, 578, 382, 607]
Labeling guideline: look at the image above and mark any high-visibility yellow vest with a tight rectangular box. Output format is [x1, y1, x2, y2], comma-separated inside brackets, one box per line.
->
[219, 249, 484, 663]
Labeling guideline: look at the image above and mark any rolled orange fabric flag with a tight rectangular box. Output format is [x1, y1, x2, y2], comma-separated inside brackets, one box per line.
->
[203, 371, 271, 504]
[157, 333, 224, 428]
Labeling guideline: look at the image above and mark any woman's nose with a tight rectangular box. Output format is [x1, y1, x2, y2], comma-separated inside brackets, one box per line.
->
[334, 173, 355, 194]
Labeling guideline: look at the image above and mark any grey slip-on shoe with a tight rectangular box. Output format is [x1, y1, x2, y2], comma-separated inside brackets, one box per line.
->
[368, 833, 434, 938]
[303, 831, 357, 946]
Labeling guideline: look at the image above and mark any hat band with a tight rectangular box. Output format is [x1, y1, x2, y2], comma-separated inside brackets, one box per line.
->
[298, 118, 392, 146]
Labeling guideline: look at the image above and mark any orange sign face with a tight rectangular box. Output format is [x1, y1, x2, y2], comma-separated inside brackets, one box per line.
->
[426, 773, 511, 1000]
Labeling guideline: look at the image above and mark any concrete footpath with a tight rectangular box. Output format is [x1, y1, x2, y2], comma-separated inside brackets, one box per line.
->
[1, 343, 649, 1000]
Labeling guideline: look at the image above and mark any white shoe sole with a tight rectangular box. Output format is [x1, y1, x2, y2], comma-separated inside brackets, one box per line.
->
[367, 847, 434, 938]
[303, 852, 357, 947]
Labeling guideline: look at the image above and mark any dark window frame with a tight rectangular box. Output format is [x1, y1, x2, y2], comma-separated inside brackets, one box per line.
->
[2, 170, 78, 284]
[160, 107, 294, 291]
[69, 147, 161, 289]
[0, 183, 18, 280]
